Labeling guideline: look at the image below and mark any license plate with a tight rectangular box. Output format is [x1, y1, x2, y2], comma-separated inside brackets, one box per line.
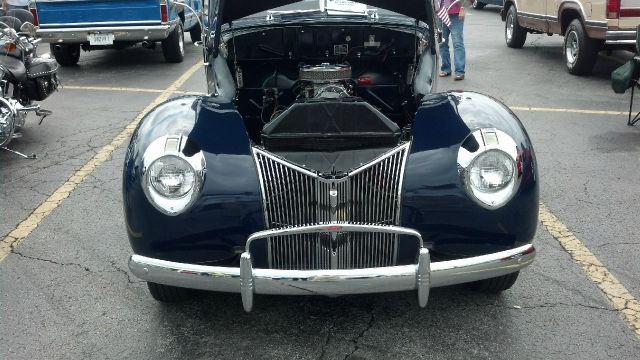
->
[87, 33, 114, 46]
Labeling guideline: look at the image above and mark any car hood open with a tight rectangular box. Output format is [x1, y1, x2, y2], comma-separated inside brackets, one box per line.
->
[217, 0, 434, 24]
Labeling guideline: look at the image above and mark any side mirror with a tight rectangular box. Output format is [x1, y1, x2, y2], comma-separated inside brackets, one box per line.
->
[20, 22, 37, 37]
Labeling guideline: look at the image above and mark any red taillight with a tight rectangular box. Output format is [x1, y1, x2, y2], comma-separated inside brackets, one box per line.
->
[356, 76, 373, 86]
[160, 4, 168, 22]
[30, 7, 39, 26]
[3, 42, 17, 52]
[607, 0, 620, 19]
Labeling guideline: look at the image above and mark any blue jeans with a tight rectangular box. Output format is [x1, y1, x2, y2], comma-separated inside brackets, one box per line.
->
[439, 14, 465, 76]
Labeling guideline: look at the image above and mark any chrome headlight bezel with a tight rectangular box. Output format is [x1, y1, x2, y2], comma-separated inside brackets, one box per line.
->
[142, 135, 206, 216]
[458, 129, 521, 209]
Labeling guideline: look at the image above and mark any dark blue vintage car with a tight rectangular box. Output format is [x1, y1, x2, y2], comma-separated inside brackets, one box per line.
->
[124, 0, 538, 312]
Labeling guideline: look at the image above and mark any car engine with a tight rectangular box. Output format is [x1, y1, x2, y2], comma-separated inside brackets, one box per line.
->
[298, 63, 353, 99]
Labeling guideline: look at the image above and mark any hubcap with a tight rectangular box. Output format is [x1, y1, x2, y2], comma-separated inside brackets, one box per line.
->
[565, 31, 579, 66]
[506, 13, 514, 41]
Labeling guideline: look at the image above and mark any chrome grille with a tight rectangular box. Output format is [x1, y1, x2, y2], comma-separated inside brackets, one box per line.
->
[253, 143, 410, 270]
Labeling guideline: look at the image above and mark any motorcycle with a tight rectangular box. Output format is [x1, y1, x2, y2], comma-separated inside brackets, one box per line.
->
[0, 10, 59, 159]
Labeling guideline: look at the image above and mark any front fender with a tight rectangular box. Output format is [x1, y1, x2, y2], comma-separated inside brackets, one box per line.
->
[401, 92, 538, 259]
[123, 96, 265, 264]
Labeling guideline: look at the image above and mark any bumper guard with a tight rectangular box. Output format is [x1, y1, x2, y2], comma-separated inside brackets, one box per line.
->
[129, 224, 536, 312]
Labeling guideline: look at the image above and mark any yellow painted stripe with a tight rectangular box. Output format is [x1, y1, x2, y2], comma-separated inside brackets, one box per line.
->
[510, 106, 628, 116]
[0, 62, 203, 262]
[64, 85, 165, 93]
[64, 85, 203, 96]
[539, 202, 640, 338]
[63, 86, 626, 117]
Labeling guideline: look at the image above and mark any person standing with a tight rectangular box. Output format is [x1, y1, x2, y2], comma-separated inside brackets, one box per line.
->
[438, 0, 471, 81]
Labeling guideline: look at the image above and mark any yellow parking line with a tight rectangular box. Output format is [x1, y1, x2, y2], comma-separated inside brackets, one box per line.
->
[62, 87, 627, 117]
[64, 85, 203, 96]
[510, 106, 627, 116]
[539, 202, 640, 338]
[64, 85, 165, 93]
[0, 61, 203, 263]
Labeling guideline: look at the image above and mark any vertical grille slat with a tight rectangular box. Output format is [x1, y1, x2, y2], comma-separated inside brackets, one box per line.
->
[252, 143, 410, 270]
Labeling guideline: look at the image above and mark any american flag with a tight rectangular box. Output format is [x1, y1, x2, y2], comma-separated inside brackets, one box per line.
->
[437, 0, 461, 29]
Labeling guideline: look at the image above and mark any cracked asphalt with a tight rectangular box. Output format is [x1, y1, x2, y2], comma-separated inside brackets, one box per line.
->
[1, 6, 640, 359]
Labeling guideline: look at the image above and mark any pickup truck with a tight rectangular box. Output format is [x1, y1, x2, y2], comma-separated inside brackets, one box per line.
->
[502, 0, 640, 75]
[29, 0, 203, 66]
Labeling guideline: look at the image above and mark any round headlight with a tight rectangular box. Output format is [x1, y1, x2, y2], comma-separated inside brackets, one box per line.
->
[468, 150, 515, 193]
[148, 155, 195, 198]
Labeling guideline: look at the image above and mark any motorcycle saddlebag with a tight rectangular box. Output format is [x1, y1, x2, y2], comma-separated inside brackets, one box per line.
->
[24, 57, 59, 101]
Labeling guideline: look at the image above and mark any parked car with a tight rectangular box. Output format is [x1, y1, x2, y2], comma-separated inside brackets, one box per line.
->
[124, 0, 538, 312]
[473, 0, 503, 10]
[29, 0, 203, 65]
[502, 0, 640, 75]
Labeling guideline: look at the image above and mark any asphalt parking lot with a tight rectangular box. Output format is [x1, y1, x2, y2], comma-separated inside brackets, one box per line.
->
[1, 6, 640, 359]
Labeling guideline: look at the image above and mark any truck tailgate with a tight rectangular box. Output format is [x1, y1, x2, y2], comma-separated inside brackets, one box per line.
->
[36, 0, 162, 28]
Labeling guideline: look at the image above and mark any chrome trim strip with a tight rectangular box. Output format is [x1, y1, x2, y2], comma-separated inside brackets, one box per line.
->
[128, 244, 536, 312]
[39, 20, 161, 27]
[37, 25, 171, 33]
[245, 223, 424, 251]
[585, 21, 608, 28]
[606, 30, 637, 36]
[606, 39, 636, 45]
[518, 12, 554, 21]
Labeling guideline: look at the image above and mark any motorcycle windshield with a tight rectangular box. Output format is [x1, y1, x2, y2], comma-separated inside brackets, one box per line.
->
[35, 0, 163, 28]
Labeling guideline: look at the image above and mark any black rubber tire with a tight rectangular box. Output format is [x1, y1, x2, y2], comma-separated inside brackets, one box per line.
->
[469, 271, 520, 293]
[189, 23, 202, 43]
[147, 282, 193, 302]
[505, 6, 527, 48]
[161, 22, 185, 63]
[50, 44, 81, 66]
[563, 19, 598, 75]
[473, 2, 487, 9]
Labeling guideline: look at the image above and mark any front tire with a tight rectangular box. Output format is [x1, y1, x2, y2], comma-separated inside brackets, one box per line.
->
[564, 19, 598, 75]
[162, 22, 185, 63]
[51, 44, 80, 66]
[505, 6, 527, 48]
[469, 271, 520, 293]
[473, 2, 487, 9]
[147, 282, 193, 302]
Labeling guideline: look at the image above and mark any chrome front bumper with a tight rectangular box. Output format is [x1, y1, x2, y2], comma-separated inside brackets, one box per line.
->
[605, 30, 637, 47]
[129, 224, 536, 312]
[36, 22, 178, 44]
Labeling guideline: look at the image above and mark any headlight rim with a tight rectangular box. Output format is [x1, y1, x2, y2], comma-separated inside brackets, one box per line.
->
[458, 129, 522, 210]
[141, 135, 206, 216]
